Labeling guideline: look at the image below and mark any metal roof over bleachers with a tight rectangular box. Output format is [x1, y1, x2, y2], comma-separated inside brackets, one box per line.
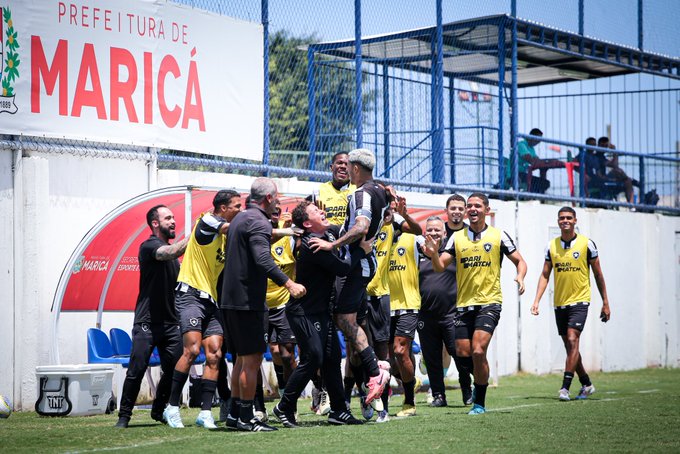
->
[311, 14, 680, 88]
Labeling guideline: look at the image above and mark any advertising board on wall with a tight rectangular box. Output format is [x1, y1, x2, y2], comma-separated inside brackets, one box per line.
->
[0, 0, 264, 160]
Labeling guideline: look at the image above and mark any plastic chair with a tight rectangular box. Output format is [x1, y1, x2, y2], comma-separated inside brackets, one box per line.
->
[87, 328, 129, 367]
[412, 340, 421, 355]
[337, 331, 347, 359]
[110, 328, 161, 367]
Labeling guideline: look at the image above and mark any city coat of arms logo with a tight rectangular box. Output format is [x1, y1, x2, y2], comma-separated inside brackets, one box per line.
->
[1, 6, 19, 114]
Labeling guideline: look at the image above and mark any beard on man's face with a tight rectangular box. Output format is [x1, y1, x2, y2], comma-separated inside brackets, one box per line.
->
[160, 225, 176, 239]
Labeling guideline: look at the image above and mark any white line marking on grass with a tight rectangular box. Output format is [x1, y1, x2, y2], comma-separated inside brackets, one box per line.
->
[66, 436, 195, 454]
[637, 389, 659, 394]
[489, 397, 625, 412]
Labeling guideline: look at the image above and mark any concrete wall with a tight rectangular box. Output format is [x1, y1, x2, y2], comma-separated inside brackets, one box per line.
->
[1, 152, 678, 410]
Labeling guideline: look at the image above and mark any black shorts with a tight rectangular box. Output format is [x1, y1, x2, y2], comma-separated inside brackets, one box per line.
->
[390, 311, 418, 340]
[554, 303, 589, 336]
[366, 295, 391, 343]
[454, 304, 502, 340]
[223, 309, 268, 356]
[175, 287, 223, 337]
[267, 307, 296, 344]
[333, 264, 370, 315]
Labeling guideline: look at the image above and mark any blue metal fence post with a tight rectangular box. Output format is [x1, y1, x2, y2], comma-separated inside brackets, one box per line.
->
[383, 65, 391, 177]
[262, 0, 270, 172]
[307, 47, 317, 170]
[578, 0, 584, 35]
[432, 0, 445, 185]
[638, 0, 643, 51]
[511, 4, 519, 192]
[449, 77, 456, 184]
[498, 17, 506, 189]
[355, 0, 363, 148]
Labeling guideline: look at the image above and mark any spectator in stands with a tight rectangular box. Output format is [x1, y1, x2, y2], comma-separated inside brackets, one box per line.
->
[581, 137, 635, 203]
[517, 128, 550, 194]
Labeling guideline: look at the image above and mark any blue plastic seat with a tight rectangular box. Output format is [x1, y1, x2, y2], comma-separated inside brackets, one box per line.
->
[412, 340, 421, 354]
[110, 328, 161, 366]
[337, 331, 347, 359]
[87, 328, 129, 367]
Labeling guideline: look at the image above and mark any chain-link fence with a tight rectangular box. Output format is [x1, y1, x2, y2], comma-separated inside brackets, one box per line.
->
[4, 0, 679, 212]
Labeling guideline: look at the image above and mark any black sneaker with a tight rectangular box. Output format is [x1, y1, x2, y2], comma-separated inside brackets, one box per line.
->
[430, 394, 448, 408]
[226, 414, 238, 430]
[114, 417, 130, 428]
[462, 386, 474, 406]
[328, 410, 363, 425]
[273, 404, 299, 428]
[151, 408, 166, 424]
[237, 418, 278, 432]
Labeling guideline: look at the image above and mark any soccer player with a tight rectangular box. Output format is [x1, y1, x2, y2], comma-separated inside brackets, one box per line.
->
[318, 151, 355, 226]
[309, 148, 392, 407]
[425, 192, 527, 414]
[358, 195, 422, 422]
[221, 178, 306, 432]
[273, 201, 370, 427]
[265, 208, 297, 397]
[115, 205, 189, 428]
[418, 198, 474, 408]
[386, 224, 422, 417]
[530, 206, 611, 401]
[163, 190, 242, 429]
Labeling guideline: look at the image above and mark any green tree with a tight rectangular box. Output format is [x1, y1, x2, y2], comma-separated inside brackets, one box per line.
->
[269, 30, 369, 169]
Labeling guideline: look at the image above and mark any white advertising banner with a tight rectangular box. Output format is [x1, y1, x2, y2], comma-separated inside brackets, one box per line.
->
[0, 0, 264, 160]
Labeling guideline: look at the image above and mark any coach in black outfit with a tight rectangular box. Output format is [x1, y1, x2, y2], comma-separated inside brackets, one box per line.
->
[273, 201, 368, 427]
[221, 177, 306, 432]
[417, 208, 473, 407]
[115, 205, 189, 428]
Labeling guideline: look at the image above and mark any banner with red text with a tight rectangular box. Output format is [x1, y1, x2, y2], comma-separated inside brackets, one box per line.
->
[0, 0, 264, 160]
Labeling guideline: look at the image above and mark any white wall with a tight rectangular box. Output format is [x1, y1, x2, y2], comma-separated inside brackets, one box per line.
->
[1, 156, 678, 410]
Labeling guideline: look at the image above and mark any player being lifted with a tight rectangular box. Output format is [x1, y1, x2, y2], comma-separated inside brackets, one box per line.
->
[425, 193, 527, 414]
[531, 206, 611, 401]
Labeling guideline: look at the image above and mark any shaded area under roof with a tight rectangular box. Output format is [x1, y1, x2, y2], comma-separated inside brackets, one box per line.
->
[310, 15, 680, 88]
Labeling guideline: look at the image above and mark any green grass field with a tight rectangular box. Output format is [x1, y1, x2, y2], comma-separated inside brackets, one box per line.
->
[2, 368, 679, 453]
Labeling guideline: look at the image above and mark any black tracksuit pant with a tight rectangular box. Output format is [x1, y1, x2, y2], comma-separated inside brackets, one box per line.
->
[417, 311, 458, 397]
[278, 310, 345, 413]
[118, 323, 182, 419]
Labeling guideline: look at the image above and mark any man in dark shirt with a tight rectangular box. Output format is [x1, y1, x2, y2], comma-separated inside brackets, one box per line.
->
[221, 177, 306, 432]
[273, 201, 369, 427]
[417, 207, 473, 408]
[309, 148, 392, 408]
[115, 205, 189, 428]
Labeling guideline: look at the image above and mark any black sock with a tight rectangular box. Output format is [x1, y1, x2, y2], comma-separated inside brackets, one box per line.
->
[201, 379, 217, 411]
[403, 380, 415, 406]
[344, 376, 355, 402]
[274, 364, 286, 390]
[381, 381, 390, 411]
[578, 373, 592, 387]
[359, 346, 380, 377]
[350, 364, 365, 393]
[217, 360, 231, 401]
[473, 383, 488, 407]
[254, 382, 266, 412]
[454, 355, 474, 389]
[239, 399, 255, 423]
[229, 398, 241, 420]
[562, 372, 574, 391]
[168, 370, 189, 407]
[312, 372, 323, 390]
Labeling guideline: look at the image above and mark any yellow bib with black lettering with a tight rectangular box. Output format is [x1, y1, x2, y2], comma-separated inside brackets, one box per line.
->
[266, 233, 296, 309]
[454, 226, 503, 308]
[177, 213, 225, 302]
[387, 233, 421, 310]
[367, 223, 394, 296]
[549, 235, 591, 307]
[318, 181, 355, 226]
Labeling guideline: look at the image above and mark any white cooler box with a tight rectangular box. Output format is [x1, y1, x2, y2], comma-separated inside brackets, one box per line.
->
[35, 365, 115, 416]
